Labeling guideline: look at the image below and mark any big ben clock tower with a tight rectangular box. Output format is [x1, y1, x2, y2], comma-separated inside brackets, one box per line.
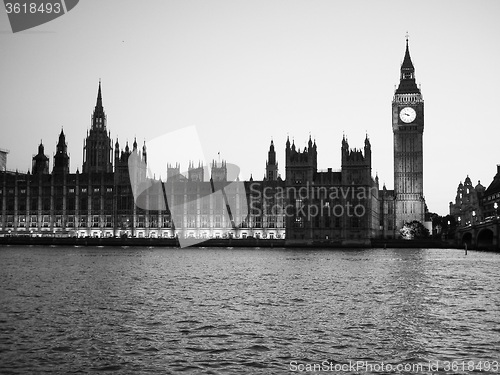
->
[393, 36, 425, 230]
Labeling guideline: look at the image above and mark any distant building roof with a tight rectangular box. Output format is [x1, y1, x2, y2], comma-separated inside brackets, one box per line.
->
[484, 165, 500, 197]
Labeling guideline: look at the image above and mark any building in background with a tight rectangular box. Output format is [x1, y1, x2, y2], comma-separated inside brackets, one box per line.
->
[449, 176, 485, 226]
[0, 82, 381, 242]
[1, 39, 434, 242]
[482, 165, 500, 220]
[450, 166, 500, 250]
[0, 83, 280, 239]
[450, 166, 500, 225]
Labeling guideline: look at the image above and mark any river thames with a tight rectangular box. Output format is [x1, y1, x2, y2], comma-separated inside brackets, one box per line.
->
[0, 246, 499, 374]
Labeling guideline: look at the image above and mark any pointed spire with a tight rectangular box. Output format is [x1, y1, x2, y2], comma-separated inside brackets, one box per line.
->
[91, 80, 106, 129]
[95, 79, 103, 112]
[267, 138, 276, 166]
[133, 137, 137, 151]
[57, 129, 66, 149]
[396, 34, 420, 94]
[142, 140, 147, 163]
[401, 36, 414, 71]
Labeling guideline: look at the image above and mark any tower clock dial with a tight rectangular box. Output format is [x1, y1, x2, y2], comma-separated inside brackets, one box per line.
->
[399, 107, 416, 123]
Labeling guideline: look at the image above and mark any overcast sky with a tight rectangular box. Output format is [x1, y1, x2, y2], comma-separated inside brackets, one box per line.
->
[1, 0, 499, 215]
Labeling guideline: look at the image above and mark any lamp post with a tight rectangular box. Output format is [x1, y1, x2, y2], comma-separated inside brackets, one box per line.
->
[472, 210, 476, 224]
[495, 202, 498, 218]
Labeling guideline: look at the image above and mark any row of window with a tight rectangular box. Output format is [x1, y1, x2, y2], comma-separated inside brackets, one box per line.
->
[1, 215, 287, 229]
[485, 193, 500, 201]
[0, 187, 115, 195]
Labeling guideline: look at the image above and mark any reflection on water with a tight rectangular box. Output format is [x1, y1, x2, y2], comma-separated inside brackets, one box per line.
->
[0, 247, 499, 374]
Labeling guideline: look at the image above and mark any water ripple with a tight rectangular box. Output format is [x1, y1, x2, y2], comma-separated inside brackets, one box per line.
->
[0, 247, 499, 374]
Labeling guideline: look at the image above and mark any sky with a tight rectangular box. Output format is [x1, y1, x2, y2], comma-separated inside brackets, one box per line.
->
[1, 0, 499, 216]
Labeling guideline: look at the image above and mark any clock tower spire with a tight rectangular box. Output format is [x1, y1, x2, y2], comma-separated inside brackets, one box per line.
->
[392, 36, 425, 230]
[396, 35, 419, 94]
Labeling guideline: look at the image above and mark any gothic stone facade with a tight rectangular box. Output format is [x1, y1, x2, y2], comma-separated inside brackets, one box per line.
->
[450, 165, 500, 227]
[380, 38, 426, 236]
[0, 40, 427, 241]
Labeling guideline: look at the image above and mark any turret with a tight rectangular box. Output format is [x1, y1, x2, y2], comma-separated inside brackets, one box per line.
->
[211, 160, 227, 182]
[341, 134, 349, 159]
[188, 160, 204, 182]
[32, 141, 49, 174]
[265, 139, 278, 181]
[364, 134, 371, 162]
[114, 138, 120, 163]
[53, 129, 69, 174]
[341, 136, 371, 185]
[142, 141, 147, 163]
[285, 136, 291, 160]
[82, 81, 113, 173]
[285, 136, 317, 184]
[167, 162, 182, 181]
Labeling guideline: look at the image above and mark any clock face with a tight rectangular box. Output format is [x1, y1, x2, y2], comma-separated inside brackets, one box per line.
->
[400, 107, 416, 123]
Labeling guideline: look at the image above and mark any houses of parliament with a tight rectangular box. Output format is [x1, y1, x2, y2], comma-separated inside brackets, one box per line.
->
[0, 40, 428, 243]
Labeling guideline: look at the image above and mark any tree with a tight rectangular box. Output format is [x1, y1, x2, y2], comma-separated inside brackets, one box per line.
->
[400, 220, 430, 240]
